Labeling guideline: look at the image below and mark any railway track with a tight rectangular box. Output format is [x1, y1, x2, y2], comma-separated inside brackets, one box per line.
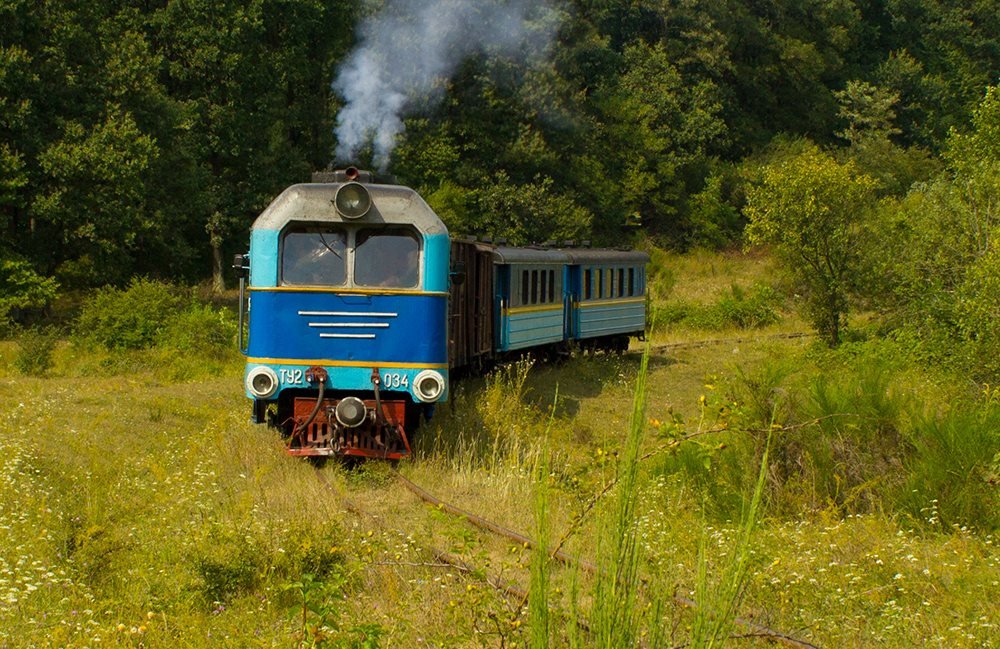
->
[646, 331, 814, 354]
[316, 465, 819, 648]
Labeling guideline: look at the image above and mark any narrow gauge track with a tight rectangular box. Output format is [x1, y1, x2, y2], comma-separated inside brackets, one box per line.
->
[646, 331, 813, 355]
[314, 465, 818, 648]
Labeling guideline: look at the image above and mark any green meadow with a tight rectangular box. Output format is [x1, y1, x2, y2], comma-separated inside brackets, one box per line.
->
[0, 250, 995, 648]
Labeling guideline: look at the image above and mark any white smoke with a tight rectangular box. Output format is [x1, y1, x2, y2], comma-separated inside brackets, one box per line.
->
[333, 0, 559, 170]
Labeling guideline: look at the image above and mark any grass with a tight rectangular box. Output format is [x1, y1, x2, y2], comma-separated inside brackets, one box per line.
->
[0, 247, 997, 647]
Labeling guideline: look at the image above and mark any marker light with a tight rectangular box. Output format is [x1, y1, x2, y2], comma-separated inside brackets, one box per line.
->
[246, 366, 279, 399]
[334, 182, 371, 219]
[413, 370, 446, 403]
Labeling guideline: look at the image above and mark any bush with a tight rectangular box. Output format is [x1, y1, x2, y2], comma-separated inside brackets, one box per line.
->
[701, 283, 781, 329]
[75, 278, 183, 350]
[159, 303, 237, 356]
[651, 283, 781, 332]
[74, 279, 237, 359]
[0, 256, 59, 324]
[14, 326, 59, 376]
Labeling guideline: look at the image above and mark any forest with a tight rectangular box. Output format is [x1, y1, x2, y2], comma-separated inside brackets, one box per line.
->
[1, 0, 998, 366]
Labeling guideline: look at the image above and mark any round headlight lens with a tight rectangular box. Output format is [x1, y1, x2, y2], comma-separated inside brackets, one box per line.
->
[335, 396, 368, 428]
[413, 370, 445, 403]
[246, 366, 279, 399]
[334, 182, 371, 219]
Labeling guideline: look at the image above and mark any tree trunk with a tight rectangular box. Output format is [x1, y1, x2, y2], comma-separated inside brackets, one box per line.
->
[212, 242, 225, 293]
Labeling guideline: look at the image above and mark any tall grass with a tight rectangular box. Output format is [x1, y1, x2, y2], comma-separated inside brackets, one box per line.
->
[899, 404, 1000, 530]
[591, 346, 649, 647]
[528, 414, 552, 648]
[415, 359, 540, 487]
[656, 346, 999, 531]
[690, 431, 770, 648]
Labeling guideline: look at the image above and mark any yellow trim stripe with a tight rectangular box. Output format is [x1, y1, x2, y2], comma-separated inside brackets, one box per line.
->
[250, 286, 448, 297]
[578, 297, 646, 308]
[505, 304, 564, 315]
[246, 357, 448, 369]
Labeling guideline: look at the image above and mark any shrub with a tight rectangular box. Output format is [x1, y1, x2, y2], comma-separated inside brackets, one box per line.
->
[652, 283, 781, 332]
[0, 256, 59, 324]
[649, 302, 693, 328]
[699, 283, 781, 329]
[75, 278, 182, 350]
[159, 302, 237, 356]
[14, 326, 59, 376]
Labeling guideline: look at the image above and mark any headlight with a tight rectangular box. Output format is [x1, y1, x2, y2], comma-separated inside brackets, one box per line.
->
[334, 182, 371, 219]
[413, 370, 446, 403]
[335, 397, 367, 428]
[246, 366, 279, 399]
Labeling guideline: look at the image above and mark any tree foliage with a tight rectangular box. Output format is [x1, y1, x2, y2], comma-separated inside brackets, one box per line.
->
[744, 145, 878, 345]
[0, 0, 998, 308]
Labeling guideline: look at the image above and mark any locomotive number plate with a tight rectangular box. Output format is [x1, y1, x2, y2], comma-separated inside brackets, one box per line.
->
[381, 373, 409, 389]
[279, 369, 305, 385]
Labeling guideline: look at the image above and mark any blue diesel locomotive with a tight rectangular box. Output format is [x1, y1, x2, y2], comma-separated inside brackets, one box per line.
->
[235, 169, 648, 459]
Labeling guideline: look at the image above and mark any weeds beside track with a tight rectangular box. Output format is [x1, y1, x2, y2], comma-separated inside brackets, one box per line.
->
[319, 462, 819, 648]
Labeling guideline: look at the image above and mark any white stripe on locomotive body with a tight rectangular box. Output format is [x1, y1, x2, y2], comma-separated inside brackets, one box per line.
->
[298, 310, 399, 317]
[319, 333, 378, 339]
[307, 322, 390, 328]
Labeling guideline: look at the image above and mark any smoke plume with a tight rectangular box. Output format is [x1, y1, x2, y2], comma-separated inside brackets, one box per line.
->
[333, 0, 558, 169]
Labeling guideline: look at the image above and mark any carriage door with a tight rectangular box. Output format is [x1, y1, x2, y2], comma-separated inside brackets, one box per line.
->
[495, 264, 510, 350]
[564, 266, 578, 340]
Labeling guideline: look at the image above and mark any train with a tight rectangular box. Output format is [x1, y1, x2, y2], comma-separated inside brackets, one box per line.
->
[234, 168, 649, 459]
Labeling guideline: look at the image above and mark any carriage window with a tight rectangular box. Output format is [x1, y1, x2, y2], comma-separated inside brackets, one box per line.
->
[531, 270, 538, 304]
[598, 268, 604, 298]
[282, 227, 348, 286]
[540, 269, 548, 304]
[548, 270, 555, 302]
[355, 228, 420, 288]
[618, 268, 625, 297]
[628, 268, 635, 296]
[607, 269, 614, 297]
[584, 269, 592, 300]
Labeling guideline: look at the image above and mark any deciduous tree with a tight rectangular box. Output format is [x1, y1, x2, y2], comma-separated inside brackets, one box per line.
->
[744, 144, 878, 345]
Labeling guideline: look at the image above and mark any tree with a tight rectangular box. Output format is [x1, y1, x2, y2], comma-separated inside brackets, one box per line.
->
[148, 0, 351, 290]
[744, 144, 878, 345]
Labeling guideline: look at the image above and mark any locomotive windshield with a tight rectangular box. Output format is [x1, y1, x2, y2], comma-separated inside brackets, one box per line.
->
[280, 224, 420, 289]
[281, 227, 348, 286]
[354, 228, 419, 288]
